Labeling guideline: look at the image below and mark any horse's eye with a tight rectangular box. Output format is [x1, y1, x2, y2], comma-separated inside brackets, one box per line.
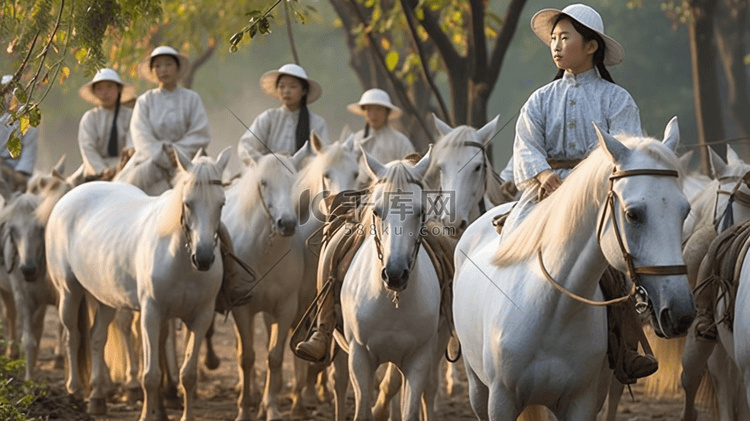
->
[260, 179, 267, 188]
[625, 209, 641, 224]
[473, 164, 482, 173]
[353, 171, 359, 180]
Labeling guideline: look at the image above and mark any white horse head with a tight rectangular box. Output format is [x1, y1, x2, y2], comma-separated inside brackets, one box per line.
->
[294, 131, 360, 226]
[362, 146, 432, 291]
[158, 147, 230, 271]
[234, 150, 298, 237]
[427, 114, 500, 231]
[0, 193, 45, 281]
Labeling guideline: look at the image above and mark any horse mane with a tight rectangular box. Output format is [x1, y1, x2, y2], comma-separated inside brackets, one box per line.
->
[293, 143, 351, 219]
[360, 160, 425, 223]
[236, 154, 294, 215]
[425, 126, 477, 189]
[493, 136, 683, 265]
[157, 157, 223, 236]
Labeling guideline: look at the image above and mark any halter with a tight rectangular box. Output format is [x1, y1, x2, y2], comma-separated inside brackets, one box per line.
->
[539, 168, 688, 311]
[181, 179, 224, 254]
[370, 175, 427, 286]
[713, 172, 750, 232]
[440, 140, 490, 216]
[255, 180, 277, 232]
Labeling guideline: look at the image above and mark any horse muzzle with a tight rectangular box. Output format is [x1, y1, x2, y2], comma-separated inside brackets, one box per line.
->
[276, 217, 296, 237]
[191, 244, 216, 272]
[647, 277, 696, 338]
[381, 266, 409, 292]
[20, 263, 39, 282]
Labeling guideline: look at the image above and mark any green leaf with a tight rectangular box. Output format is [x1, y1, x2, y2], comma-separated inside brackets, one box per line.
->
[18, 116, 29, 135]
[385, 50, 399, 71]
[6, 131, 21, 159]
[744, 54, 750, 66]
[27, 107, 41, 127]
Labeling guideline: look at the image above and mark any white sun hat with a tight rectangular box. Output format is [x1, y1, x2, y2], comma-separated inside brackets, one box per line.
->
[78, 68, 137, 106]
[531, 3, 624, 66]
[347, 88, 402, 120]
[1, 75, 12, 85]
[260, 63, 322, 104]
[137, 45, 192, 85]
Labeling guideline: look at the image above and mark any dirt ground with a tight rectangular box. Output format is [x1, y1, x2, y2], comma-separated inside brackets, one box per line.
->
[32, 306, 714, 421]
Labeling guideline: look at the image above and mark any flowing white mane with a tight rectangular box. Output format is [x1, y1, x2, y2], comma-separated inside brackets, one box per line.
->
[494, 136, 683, 265]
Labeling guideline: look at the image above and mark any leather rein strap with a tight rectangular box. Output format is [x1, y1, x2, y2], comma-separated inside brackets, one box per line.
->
[539, 168, 687, 307]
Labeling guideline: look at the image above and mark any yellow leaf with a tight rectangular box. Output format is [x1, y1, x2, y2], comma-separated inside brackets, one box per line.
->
[333, 19, 343, 28]
[385, 51, 399, 72]
[745, 54, 750, 66]
[59, 66, 70, 84]
[19, 116, 29, 135]
[75, 48, 87, 63]
[381, 38, 391, 50]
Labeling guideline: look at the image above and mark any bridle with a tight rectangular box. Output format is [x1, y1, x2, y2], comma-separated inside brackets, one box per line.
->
[539, 168, 688, 312]
[181, 179, 224, 255]
[370, 176, 427, 284]
[437, 140, 490, 216]
[713, 172, 750, 232]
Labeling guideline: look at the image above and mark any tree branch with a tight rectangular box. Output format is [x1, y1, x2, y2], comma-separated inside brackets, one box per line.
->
[399, 0, 451, 124]
[0, 31, 39, 105]
[25, 0, 65, 111]
[348, 2, 433, 142]
[469, 0, 488, 72]
[488, 0, 528, 85]
[284, 0, 300, 65]
[402, 0, 461, 70]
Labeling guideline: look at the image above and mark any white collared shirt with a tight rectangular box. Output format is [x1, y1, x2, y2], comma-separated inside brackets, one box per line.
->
[78, 106, 133, 176]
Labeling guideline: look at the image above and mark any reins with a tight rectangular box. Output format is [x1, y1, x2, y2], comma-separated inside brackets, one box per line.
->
[714, 172, 750, 232]
[538, 168, 687, 309]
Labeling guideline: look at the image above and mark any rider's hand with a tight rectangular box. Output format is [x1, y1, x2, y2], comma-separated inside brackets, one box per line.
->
[536, 170, 562, 200]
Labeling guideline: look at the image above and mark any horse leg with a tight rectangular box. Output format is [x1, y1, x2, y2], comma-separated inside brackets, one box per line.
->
[421, 357, 440, 421]
[203, 315, 220, 370]
[708, 342, 741, 421]
[88, 302, 116, 415]
[372, 363, 401, 421]
[600, 376, 624, 421]
[178, 308, 214, 421]
[261, 307, 297, 421]
[162, 319, 181, 409]
[118, 309, 143, 403]
[681, 330, 715, 421]
[444, 335, 464, 396]
[349, 342, 375, 421]
[1, 289, 18, 358]
[330, 348, 349, 421]
[232, 306, 258, 421]
[17, 292, 39, 380]
[400, 344, 435, 421]
[464, 360, 489, 421]
[486, 381, 520, 421]
[139, 302, 167, 421]
[54, 316, 65, 369]
[290, 353, 311, 418]
[58, 284, 86, 399]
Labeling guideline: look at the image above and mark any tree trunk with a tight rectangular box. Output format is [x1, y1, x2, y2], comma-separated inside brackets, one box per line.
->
[715, 0, 750, 159]
[687, 0, 725, 173]
[182, 45, 216, 90]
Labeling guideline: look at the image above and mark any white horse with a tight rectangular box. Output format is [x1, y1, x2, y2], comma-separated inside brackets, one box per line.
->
[113, 143, 175, 196]
[224, 146, 305, 421]
[453, 119, 695, 420]
[46, 147, 230, 421]
[326, 149, 440, 421]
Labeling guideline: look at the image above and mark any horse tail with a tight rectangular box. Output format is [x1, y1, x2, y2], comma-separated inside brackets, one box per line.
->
[518, 405, 553, 421]
[104, 313, 130, 383]
[75, 293, 92, 392]
[642, 331, 685, 396]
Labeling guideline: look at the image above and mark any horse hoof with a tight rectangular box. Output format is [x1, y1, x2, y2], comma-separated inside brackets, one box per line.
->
[87, 397, 107, 415]
[125, 386, 144, 404]
[204, 353, 221, 370]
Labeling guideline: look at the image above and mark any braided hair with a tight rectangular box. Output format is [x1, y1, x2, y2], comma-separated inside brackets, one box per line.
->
[551, 14, 614, 84]
[277, 75, 311, 152]
[107, 90, 122, 157]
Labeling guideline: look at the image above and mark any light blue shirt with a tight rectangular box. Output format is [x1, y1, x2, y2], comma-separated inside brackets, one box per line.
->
[513, 69, 642, 188]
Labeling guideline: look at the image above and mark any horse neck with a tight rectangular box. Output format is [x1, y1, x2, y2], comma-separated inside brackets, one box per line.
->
[226, 178, 270, 232]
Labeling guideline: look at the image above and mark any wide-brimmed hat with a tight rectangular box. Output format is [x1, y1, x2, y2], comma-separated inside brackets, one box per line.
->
[1, 75, 12, 85]
[347, 89, 402, 120]
[531, 4, 624, 66]
[260, 63, 322, 104]
[78, 68, 137, 105]
[137, 46, 191, 85]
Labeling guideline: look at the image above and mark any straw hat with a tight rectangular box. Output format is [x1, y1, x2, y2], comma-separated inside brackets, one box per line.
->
[260, 63, 322, 104]
[137, 46, 191, 85]
[78, 68, 137, 106]
[531, 4, 624, 66]
[347, 89, 402, 120]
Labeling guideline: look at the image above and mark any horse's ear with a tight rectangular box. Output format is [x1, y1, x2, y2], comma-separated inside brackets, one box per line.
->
[2, 222, 16, 274]
[311, 131, 324, 154]
[708, 147, 728, 179]
[342, 133, 356, 152]
[292, 141, 310, 170]
[433, 113, 452, 137]
[727, 145, 742, 166]
[215, 147, 231, 174]
[411, 145, 432, 179]
[360, 146, 385, 180]
[174, 148, 192, 172]
[593, 121, 630, 163]
[192, 148, 205, 161]
[338, 124, 352, 144]
[662, 116, 680, 152]
[52, 154, 65, 176]
[478, 114, 501, 146]
[52, 169, 65, 181]
[678, 150, 694, 170]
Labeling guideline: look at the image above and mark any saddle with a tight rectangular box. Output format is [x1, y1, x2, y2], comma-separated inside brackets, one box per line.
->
[694, 218, 750, 332]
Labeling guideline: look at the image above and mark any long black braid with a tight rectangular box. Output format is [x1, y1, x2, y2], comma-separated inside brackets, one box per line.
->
[107, 91, 122, 157]
[284, 75, 311, 152]
[551, 14, 615, 84]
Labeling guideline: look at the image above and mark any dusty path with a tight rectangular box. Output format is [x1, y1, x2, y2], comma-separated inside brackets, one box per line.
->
[34, 307, 713, 420]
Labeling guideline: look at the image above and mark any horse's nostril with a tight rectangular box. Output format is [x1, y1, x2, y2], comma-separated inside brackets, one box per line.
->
[459, 220, 467, 230]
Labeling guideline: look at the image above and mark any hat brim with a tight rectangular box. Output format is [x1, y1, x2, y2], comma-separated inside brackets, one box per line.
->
[260, 70, 322, 104]
[137, 54, 192, 85]
[78, 81, 138, 106]
[346, 102, 402, 120]
[530, 8, 624, 67]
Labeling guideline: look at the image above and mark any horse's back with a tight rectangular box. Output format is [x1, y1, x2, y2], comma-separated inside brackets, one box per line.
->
[454, 201, 514, 280]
